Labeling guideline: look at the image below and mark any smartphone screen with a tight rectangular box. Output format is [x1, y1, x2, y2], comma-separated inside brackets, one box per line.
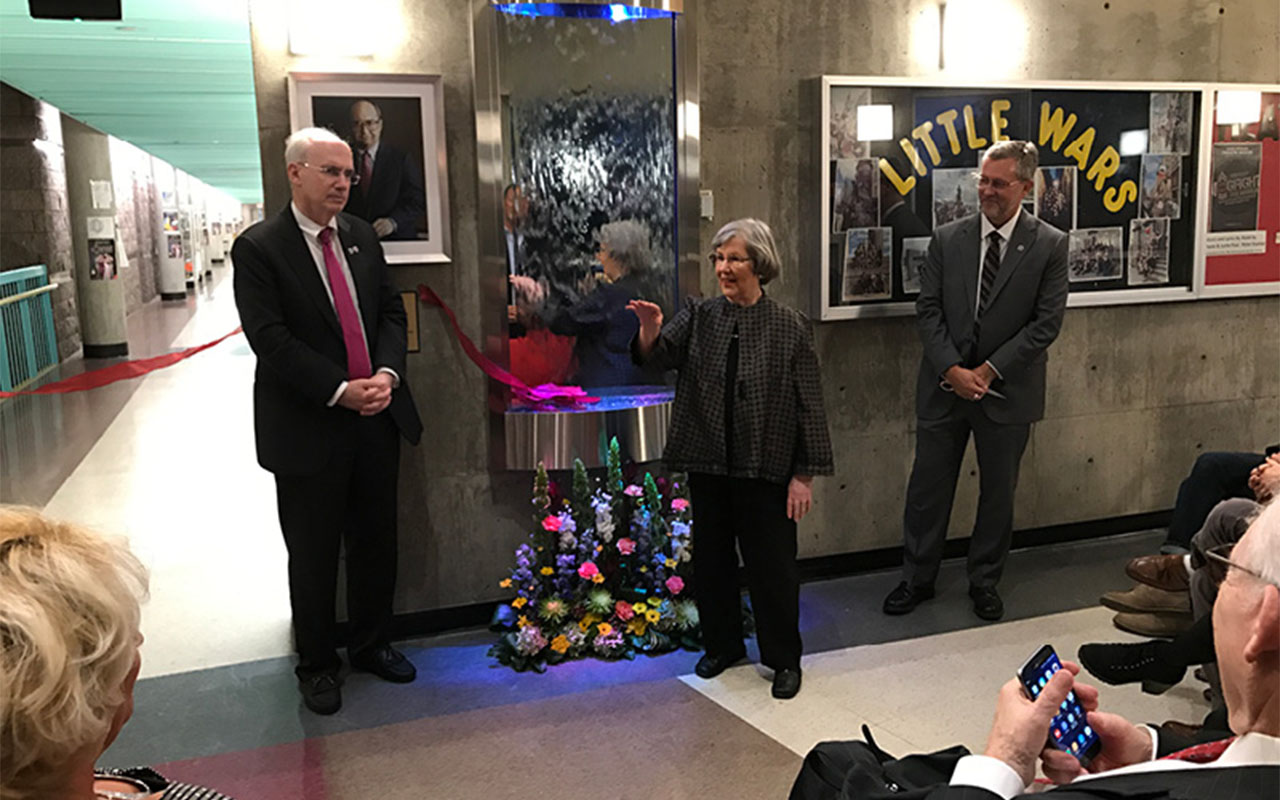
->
[1017, 645, 1101, 764]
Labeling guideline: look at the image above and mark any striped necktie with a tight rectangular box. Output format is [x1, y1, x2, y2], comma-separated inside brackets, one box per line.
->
[979, 230, 1002, 317]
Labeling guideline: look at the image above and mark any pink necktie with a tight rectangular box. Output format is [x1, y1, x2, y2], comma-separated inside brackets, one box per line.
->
[1160, 736, 1235, 763]
[318, 227, 372, 379]
[361, 151, 373, 191]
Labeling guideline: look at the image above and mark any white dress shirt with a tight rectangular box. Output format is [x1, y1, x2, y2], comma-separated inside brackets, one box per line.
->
[289, 203, 398, 406]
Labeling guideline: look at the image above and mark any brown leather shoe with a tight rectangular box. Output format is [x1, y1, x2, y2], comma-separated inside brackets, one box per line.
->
[1125, 554, 1191, 592]
[1100, 583, 1191, 614]
[1112, 611, 1194, 638]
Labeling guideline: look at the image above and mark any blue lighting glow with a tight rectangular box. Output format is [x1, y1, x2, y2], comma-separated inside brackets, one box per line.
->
[493, 3, 675, 21]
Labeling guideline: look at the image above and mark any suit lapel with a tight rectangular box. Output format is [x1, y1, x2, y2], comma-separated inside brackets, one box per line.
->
[280, 209, 343, 339]
[983, 212, 1037, 313]
[957, 217, 981, 324]
[336, 215, 376, 339]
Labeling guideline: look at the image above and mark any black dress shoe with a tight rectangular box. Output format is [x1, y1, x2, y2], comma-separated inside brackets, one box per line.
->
[969, 585, 1003, 621]
[772, 668, 802, 699]
[1077, 640, 1185, 694]
[694, 650, 746, 679]
[882, 581, 935, 615]
[299, 673, 342, 715]
[350, 645, 416, 683]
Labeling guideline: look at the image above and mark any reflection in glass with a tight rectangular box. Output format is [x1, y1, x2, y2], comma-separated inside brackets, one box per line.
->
[498, 9, 677, 394]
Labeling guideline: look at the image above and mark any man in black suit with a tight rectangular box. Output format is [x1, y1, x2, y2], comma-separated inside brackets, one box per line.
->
[233, 127, 423, 715]
[885, 141, 1069, 621]
[792, 500, 1280, 799]
[343, 99, 426, 241]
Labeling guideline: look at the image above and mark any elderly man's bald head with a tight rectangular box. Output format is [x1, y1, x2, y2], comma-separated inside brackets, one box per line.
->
[349, 99, 383, 150]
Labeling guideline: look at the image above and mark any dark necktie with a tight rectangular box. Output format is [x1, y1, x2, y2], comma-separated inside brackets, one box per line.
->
[979, 230, 1002, 317]
[318, 227, 372, 379]
[360, 151, 373, 193]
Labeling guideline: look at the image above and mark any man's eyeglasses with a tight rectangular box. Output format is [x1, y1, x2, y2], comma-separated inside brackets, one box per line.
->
[708, 253, 752, 266]
[973, 174, 1025, 191]
[1204, 543, 1279, 588]
[300, 162, 361, 185]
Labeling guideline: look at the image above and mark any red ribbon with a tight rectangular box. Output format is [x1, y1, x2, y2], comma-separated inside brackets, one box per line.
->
[0, 328, 243, 398]
[416, 284, 598, 409]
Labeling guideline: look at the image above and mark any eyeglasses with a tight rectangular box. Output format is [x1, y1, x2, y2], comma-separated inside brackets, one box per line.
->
[973, 174, 1025, 191]
[708, 253, 752, 266]
[1204, 543, 1279, 588]
[352, 119, 382, 129]
[300, 162, 360, 185]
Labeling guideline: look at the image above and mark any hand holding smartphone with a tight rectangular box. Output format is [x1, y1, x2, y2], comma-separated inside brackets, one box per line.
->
[1017, 644, 1102, 766]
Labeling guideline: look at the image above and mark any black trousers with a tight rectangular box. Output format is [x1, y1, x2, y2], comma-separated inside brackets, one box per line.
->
[690, 472, 801, 671]
[902, 402, 1030, 589]
[275, 413, 400, 678]
[1164, 451, 1261, 549]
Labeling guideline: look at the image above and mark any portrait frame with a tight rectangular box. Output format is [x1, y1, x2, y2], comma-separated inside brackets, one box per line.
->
[288, 71, 452, 265]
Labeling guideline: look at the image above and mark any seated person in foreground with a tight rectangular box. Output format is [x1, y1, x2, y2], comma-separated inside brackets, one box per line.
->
[0, 505, 234, 800]
[795, 498, 1280, 798]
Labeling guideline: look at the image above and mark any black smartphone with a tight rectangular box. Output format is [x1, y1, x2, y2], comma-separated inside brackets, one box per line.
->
[1017, 644, 1102, 766]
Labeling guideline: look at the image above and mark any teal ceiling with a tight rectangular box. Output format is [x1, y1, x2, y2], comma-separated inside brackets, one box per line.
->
[0, 0, 262, 203]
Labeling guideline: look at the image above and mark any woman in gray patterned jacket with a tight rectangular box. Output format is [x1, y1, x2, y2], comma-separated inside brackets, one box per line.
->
[629, 218, 833, 700]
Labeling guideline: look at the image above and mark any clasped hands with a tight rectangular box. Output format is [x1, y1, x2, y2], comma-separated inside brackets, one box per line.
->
[338, 372, 394, 416]
[1248, 453, 1280, 503]
[945, 363, 997, 402]
[983, 661, 1154, 788]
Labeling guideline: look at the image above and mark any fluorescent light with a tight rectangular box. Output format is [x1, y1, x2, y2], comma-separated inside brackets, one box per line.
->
[289, 0, 386, 55]
[1217, 90, 1262, 125]
[856, 105, 894, 141]
[1119, 129, 1148, 156]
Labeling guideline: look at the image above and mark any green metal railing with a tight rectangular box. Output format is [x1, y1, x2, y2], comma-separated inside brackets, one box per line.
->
[0, 266, 59, 392]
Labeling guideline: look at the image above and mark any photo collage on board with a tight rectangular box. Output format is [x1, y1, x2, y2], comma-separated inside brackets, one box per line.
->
[829, 86, 893, 303]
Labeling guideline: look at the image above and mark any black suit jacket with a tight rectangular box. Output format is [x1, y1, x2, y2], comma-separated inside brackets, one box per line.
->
[915, 211, 1069, 425]
[925, 765, 1277, 799]
[344, 142, 426, 240]
[232, 207, 422, 476]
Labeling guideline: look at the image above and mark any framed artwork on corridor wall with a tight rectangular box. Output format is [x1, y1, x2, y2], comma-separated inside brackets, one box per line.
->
[289, 72, 452, 265]
[814, 76, 1280, 322]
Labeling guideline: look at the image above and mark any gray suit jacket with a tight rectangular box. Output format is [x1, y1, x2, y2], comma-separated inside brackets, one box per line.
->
[915, 212, 1068, 425]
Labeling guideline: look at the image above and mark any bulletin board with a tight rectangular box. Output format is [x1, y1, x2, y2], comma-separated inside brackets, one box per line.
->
[816, 77, 1278, 321]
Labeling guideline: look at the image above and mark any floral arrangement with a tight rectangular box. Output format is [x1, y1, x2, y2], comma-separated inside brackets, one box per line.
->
[489, 439, 700, 672]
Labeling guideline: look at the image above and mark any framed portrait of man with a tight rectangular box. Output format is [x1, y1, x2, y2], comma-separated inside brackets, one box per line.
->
[288, 72, 452, 264]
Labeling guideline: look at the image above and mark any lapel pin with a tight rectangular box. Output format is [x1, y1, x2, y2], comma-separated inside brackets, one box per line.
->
[1017, 244, 1025, 252]
[347, 245, 359, 255]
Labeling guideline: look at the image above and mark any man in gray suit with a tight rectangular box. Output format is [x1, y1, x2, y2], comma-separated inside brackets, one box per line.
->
[884, 140, 1069, 621]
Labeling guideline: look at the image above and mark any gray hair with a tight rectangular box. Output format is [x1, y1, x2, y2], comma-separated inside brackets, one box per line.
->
[710, 218, 781, 285]
[984, 140, 1039, 183]
[1238, 497, 1280, 589]
[599, 219, 652, 277]
[283, 127, 348, 166]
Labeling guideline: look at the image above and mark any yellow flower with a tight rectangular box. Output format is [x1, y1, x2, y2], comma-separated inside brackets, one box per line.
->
[517, 615, 530, 628]
[591, 573, 605, 583]
[639, 566, 648, 573]
[540, 566, 554, 576]
[550, 635, 570, 654]
[632, 602, 647, 614]
[511, 596, 528, 609]
[645, 609, 660, 623]
[664, 558, 677, 568]
[626, 617, 648, 635]
[597, 622, 613, 636]
[578, 613, 601, 632]
[537, 546, 544, 552]
[595, 545, 603, 553]
[499, 578, 513, 588]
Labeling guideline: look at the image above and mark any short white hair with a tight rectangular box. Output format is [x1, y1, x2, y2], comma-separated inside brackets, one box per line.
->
[0, 506, 148, 799]
[284, 127, 347, 166]
[1238, 497, 1280, 587]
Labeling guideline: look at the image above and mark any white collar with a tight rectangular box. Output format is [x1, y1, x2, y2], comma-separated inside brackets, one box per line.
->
[290, 202, 337, 240]
[1074, 732, 1280, 782]
[980, 206, 1021, 243]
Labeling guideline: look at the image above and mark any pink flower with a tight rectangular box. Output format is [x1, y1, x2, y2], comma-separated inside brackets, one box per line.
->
[665, 575, 685, 595]
[577, 561, 599, 579]
[541, 515, 561, 532]
[623, 484, 643, 497]
[614, 601, 635, 621]
[671, 498, 689, 511]
[617, 538, 636, 555]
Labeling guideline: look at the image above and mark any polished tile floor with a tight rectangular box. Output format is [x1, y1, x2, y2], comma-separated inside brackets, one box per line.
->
[1, 264, 1208, 799]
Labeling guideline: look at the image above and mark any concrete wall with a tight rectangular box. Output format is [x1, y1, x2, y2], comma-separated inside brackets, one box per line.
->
[244, 0, 1280, 615]
[0, 82, 80, 359]
[109, 139, 161, 315]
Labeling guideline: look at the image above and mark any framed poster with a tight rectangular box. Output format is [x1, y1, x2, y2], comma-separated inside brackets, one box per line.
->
[817, 77, 1211, 320]
[288, 72, 452, 265]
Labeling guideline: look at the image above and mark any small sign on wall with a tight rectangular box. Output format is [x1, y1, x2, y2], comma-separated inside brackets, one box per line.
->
[400, 291, 420, 353]
[88, 238, 117, 280]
